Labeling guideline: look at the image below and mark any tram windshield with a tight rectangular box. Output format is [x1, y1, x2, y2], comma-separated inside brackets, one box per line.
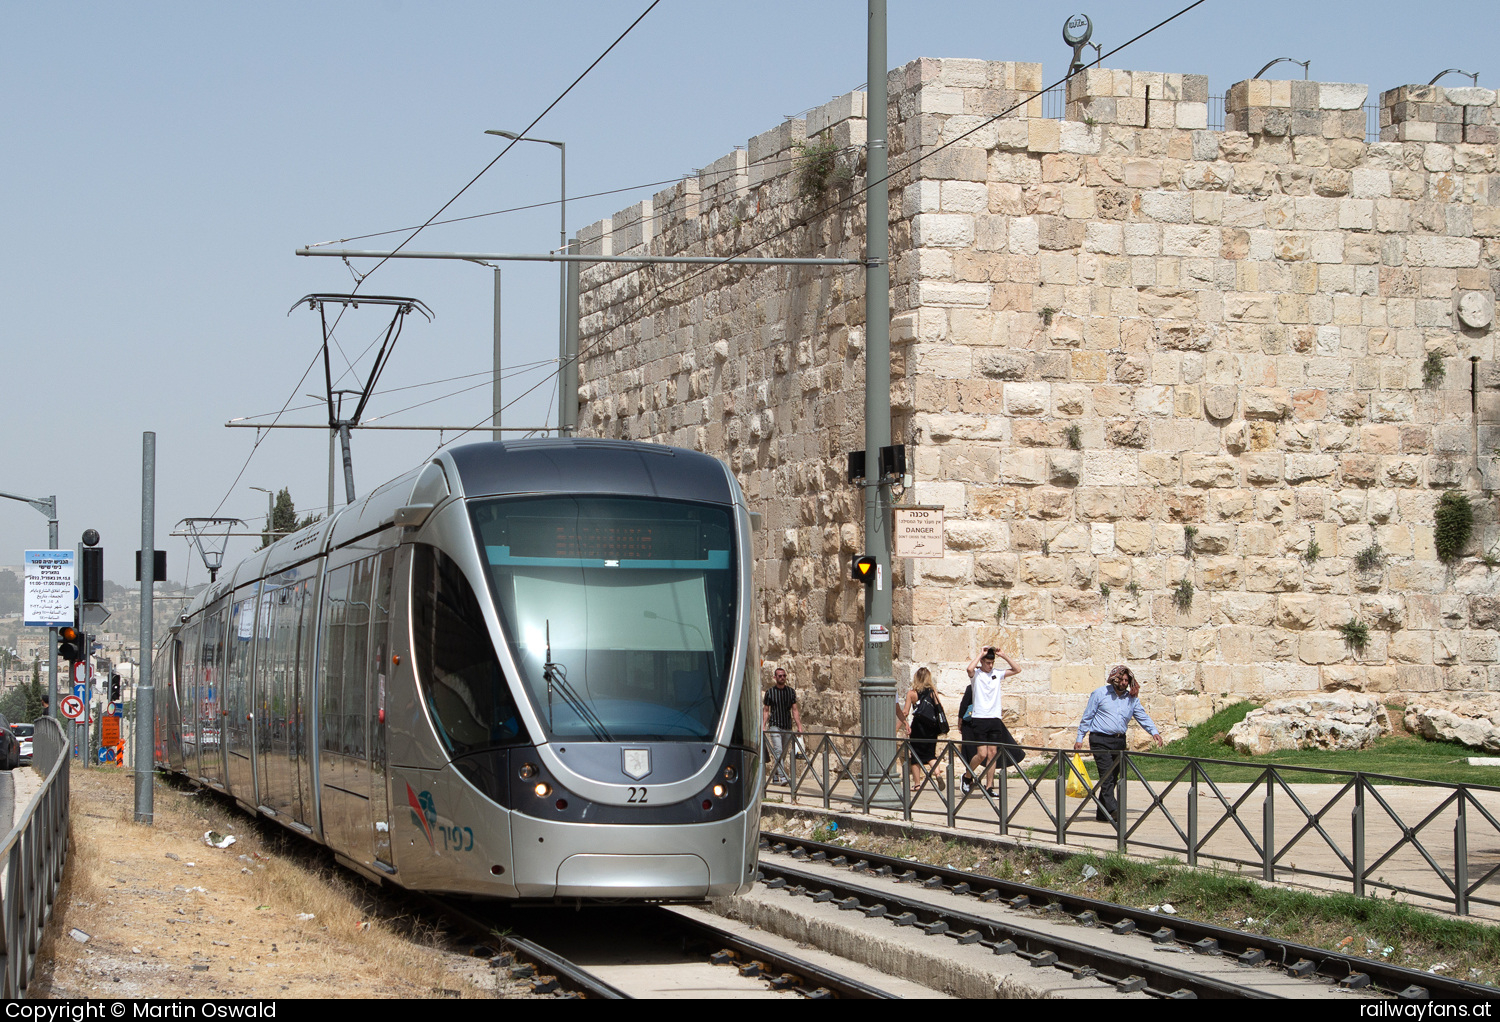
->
[470, 495, 738, 743]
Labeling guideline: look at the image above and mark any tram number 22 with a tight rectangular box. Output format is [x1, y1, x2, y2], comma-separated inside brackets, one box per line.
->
[440, 824, 474, 852]
[627, 787, 649, 803]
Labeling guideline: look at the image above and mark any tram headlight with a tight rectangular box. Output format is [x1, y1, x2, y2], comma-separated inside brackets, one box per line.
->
[723, 765, 737, 783]
[519, 763, 539, 780]
[533, 782, 551, 798]
[712, 784, 727, 799]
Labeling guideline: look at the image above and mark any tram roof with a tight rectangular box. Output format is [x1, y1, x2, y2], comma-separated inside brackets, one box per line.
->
[444, 439, 736, 505]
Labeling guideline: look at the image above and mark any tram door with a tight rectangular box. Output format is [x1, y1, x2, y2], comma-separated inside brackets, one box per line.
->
[224, 586, 260, 803]
[369, 550, 395, 867]
[255, 574, 292, 816]
[198, 604, 227, 787]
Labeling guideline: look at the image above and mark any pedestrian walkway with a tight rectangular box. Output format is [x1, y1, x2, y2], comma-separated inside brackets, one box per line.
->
[764, 741, 1500, 921]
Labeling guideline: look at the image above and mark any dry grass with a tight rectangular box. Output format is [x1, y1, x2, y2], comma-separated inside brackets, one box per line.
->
[32, 768, 535, 999]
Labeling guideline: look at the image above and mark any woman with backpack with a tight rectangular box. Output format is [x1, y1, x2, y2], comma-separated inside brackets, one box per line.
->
[897, 667, 948, 795]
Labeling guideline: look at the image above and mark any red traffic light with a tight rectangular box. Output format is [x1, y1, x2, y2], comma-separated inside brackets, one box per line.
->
[852, 555, 877, 583]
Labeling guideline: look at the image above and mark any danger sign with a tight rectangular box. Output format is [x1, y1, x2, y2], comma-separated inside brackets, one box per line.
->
[894, 506, 945, 558]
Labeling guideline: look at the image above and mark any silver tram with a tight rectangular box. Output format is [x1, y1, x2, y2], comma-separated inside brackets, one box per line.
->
[155, 439, 762, 900]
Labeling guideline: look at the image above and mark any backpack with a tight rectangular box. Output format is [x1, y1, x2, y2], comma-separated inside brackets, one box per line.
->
[913, 690, 950, 736]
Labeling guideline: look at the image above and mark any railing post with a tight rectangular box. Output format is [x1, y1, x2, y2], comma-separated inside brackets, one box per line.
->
[859, 737, 872, 814]
[946, 741, 957, 829]
[821, 738, 831, 810]
[1352, 775, 1365, 899]
[901, 739, 912, 821]
[1456, 792, 1469, 916]
[1117, 749, 1128, 853]
[1187, 761, 1198, 867]
[1055, 748, 1067, 845]
[997, 750, 1008, 836]
[1263, 770, 1276, 883]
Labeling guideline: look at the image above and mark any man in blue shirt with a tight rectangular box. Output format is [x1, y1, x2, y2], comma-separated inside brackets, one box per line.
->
[1073, 665, 1164, 824]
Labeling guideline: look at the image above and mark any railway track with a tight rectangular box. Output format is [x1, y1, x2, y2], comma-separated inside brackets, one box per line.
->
[759, 832, 1499, 1001]
[431, 897, 906, 998]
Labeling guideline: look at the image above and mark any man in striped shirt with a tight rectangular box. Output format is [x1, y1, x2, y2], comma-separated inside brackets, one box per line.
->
[763, 667, 803, 785]
[1073, 665, 1164, 824]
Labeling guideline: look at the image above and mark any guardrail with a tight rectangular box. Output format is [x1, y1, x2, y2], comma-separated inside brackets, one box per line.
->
[765, 732, 1500, 918]
[0, 717, 70, 997]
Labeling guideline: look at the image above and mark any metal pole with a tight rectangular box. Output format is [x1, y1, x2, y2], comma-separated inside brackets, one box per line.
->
[859, 0, 898, 806]
[326, 429, 335, 519]
[135, 432, 155, 823]
[48, 503, 58, 720]
[492, 267, 503, 441]
[296, 248, 862, 267]
[557, 142, 567, 435]
[562, 240, 581, 435]
[338, 422, 357, 504]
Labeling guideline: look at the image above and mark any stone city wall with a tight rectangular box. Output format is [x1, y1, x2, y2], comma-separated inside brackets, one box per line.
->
[574, 57, 1500, 743]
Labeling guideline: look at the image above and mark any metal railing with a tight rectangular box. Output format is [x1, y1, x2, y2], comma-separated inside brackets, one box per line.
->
[0, 718, 70, 997]
[764, 732, 1500, 918]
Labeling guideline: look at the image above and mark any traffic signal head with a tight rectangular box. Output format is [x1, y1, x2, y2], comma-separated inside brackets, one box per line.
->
[110, 674, 122, 702]
[58, 626, 83, 662]
[852, 554, 877, 584]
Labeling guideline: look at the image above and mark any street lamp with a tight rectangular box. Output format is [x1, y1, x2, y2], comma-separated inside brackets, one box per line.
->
[250, 486, 274, 544]
[485, 129, 567, 433]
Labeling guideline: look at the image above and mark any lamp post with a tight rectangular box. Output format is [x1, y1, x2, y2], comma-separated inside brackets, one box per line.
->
[250, 486, 274, 545]
[485, 129, 567, 433]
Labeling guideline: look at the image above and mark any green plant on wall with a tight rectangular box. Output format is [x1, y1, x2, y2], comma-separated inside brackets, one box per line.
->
[793, 131, 851, 197]
[1304, 539, 1321, 563]
[997, 595, 1010, 621]
[1339, 618, 1370, 656]
[1355, 542, 1383, 572]
[1172, 578, 1193, 612]
[1183, 525, 1198, 557]
[1065, 424, 1082, 451]
[1422, 350, 1446, 388]
[1434, 490, 1474, 563]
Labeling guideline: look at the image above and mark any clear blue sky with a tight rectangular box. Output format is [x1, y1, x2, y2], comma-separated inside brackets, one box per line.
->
[1, 0, 1492, 590]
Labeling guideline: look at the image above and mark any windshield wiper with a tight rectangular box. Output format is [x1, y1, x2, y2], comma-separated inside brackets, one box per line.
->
[544, 620, 612, 742]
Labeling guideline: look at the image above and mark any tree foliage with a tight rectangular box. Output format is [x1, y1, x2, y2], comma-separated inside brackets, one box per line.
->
[260, 488, 322, 548]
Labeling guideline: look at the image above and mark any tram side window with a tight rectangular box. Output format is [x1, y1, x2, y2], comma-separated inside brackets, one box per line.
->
[341, 557, 373, 758]
[320, 565, 351, 755]
[411, 544, 527, 756]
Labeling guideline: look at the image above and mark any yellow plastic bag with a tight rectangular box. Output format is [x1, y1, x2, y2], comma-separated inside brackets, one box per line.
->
[1064, 753, 1090, 798]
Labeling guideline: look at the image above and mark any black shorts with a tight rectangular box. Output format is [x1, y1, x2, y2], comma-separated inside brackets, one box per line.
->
[971, 717, 1006, 744]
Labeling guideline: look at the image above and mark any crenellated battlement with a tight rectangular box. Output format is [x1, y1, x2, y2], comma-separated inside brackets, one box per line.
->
[1225, 79, 1367, 139]
[1381, 84, 1499, 144]
[1065, 68, 1208, 130]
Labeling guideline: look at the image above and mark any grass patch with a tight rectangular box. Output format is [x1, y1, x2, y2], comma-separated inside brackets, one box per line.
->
[1138, 703, 1492, 786]
[1030, 703, 1496, 786]
[763, 808, 1500, 985]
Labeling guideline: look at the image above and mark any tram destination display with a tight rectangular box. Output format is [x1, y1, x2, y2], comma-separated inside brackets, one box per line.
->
[509, 517, 706, 562]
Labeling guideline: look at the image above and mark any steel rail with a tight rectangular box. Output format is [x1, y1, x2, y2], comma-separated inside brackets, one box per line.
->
[756, 856, 1256, 999]
[663, 907, 895, 999]
[763, 832, 1492, 1001]
[426, 895, 628, 998]
[501, 932, 629, 999]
